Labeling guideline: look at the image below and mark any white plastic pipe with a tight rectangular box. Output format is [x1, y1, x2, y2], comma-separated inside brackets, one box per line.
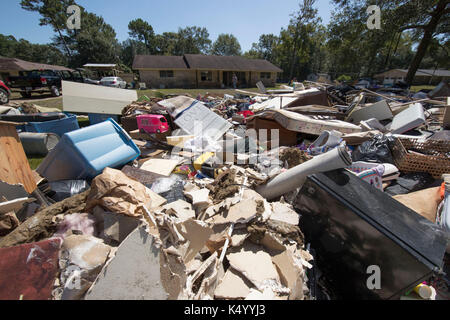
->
[256, 146, 352, 200]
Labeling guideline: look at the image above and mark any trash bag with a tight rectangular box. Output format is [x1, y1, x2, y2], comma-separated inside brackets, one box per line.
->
[48, 180, 89, 202]
[384, 172, 437, 196]
[351, 134, 395, 164]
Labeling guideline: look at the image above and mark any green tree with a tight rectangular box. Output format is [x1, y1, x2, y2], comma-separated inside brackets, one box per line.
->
[0, 33, 67, 65]
[397, 0, 450, 85]
[62, 11, 121, 66]
[155, 32, 178, 55]
[211, 34, 242, 56]
[175, 26, 211, 55]
[128, 18, 156, 53]
[20, 0, 76, 57]
[247, 34, 279, 61]
[328, 0, 449, 83]
[285, 0, 320, 79]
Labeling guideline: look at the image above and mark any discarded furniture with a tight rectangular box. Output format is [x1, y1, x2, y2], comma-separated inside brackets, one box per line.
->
[0, 121, 37, 193]
[295, 169, 448, 299]
[37, 119, 140, 181]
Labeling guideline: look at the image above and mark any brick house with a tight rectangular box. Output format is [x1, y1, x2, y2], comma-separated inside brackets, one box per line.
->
[132, 54, 282, 89]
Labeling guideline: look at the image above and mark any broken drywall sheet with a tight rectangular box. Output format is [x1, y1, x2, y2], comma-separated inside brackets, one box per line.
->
[227, 244, 280, 291]
[62, 81, 137, 115]
[140, 158, 180, 177]
[177, 219, 214, 263]
[214, 267, 253, 299]
[272, 250, 304, 300]
[146, 187, 167, 209]
[85, 226, 169, 300]
[92, 206, 141, 244]
[270, 202, 299, 226]
[208, 198, 261, 225]
[175, 101, 233, 141]
[230, 228, 250, 247]
[163, 200, 196, 221]
[184, 188, 211, 211]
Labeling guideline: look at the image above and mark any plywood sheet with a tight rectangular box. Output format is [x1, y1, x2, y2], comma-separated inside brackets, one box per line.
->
[0, 123, 37, 193]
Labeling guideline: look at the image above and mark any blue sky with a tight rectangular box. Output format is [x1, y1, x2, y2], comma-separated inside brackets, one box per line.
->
[0, 0, 334, 51]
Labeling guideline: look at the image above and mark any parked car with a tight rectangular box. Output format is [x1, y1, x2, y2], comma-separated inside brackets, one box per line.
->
[84, 78, 101, 85]
[0, 80, 11, 105]
[137, 115, 169, 134]
[6, 69, 85, 98]
[100, 77, 127, 89]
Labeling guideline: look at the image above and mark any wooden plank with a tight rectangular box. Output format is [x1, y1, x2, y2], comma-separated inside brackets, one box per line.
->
[0, 124, 37, 193]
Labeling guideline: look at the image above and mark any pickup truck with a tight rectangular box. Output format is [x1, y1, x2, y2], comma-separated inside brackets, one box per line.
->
[0, 80, 11, 105]
[6, 69, 85, 98]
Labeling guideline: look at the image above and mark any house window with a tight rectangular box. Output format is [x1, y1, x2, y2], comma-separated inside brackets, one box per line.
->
[260, 72, 271, 79]
[160, 70, 174, 78]
[201, 71, 212, 81]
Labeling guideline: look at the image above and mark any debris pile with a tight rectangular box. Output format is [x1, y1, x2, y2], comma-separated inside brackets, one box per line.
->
[0, 80, 449, 300]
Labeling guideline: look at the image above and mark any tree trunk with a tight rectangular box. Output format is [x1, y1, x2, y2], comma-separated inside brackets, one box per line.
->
[405, 0, 448, 86]
[50, 16, 72, 59]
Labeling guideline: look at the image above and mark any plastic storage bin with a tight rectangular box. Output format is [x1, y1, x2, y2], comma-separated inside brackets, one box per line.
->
[37, 118, 140, 181]
[19, 113, 80, 137]
[88, 113, 119, 125]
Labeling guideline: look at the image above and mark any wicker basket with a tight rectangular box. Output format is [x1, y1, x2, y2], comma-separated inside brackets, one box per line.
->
[391, 138, 450, 179]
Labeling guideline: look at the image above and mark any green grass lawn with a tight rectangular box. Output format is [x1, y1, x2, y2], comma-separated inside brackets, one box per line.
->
[28, 157, 45, 170]
[136, 87, 277, 99]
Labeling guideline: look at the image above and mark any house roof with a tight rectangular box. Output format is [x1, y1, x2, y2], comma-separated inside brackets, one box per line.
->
[0, 56, 73, 72]
[132, 55, 188, 69]
[184, 54, 282, 72]
[132, 54, 283, 72]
